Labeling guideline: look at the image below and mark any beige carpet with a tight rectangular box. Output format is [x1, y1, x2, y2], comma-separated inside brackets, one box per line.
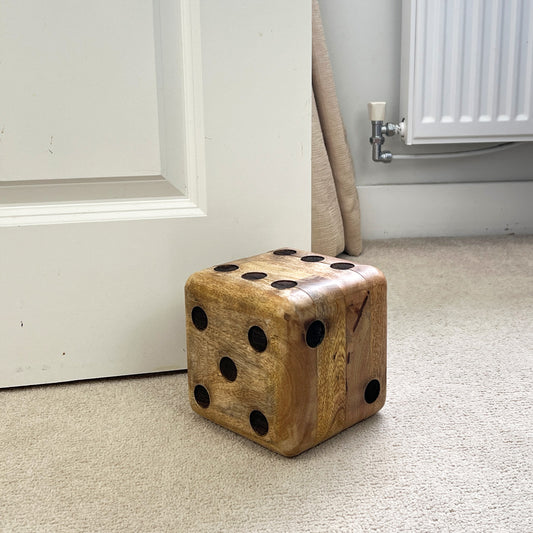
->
[1, 236, 532, 532]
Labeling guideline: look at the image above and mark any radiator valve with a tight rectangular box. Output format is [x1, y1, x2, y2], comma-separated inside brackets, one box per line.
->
[368, 102, 404, 163]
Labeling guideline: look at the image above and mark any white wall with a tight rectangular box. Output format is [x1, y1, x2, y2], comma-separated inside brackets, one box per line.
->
[319, 0, 533, 239]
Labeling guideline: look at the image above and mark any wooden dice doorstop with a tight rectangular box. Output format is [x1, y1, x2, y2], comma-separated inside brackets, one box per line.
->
[185, 248, 386, 457]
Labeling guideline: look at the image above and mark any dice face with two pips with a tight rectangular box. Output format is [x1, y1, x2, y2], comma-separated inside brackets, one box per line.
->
[185, 248, 386, 457]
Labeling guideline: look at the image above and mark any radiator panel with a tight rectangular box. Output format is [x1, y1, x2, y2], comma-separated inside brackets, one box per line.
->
[400, 0, 533, 144]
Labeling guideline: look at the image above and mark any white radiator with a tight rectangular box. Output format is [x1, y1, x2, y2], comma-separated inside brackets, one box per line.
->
[400, 0, 533, 144]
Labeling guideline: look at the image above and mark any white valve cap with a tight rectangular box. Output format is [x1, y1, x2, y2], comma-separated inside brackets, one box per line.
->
[368, 101, 386, 122]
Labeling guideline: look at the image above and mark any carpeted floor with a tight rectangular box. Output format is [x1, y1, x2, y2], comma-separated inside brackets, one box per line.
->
[1, 236, 532, 532]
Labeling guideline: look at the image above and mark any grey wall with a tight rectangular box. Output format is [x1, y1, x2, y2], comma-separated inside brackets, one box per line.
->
[318, 0, 533, 187]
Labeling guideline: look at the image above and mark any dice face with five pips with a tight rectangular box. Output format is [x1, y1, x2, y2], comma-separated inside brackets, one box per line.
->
[185, 248, 387, 457]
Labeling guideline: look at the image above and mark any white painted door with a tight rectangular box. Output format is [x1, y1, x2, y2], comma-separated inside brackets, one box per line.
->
[0, 0, 311, 387]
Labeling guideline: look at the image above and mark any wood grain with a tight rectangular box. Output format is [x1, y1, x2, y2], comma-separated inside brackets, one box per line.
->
[297, 276, 347, 442]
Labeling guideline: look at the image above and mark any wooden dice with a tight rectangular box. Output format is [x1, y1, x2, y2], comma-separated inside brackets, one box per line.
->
[185, 248, 386, 457]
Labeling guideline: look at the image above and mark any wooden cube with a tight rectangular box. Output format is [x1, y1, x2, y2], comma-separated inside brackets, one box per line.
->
[185, 248, 386, 457]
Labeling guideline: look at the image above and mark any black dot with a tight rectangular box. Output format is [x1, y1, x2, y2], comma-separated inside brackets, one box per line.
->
[250, 410, 269, 436]
[219, 357, 237, 382]
[273, 249, 297, 256]
[214, 264, 239, 272]
[191, 306, 208, 330]
[271, 280, 297, 289]
[301, 255, 324, 262]
[242, 272, 267, 280]
[331, 262, 355, 270]
[364, 379, 381, 404]
[306, 320, 325, 347]
[194, 385, 210, 408]
[248, 326, 268, 352]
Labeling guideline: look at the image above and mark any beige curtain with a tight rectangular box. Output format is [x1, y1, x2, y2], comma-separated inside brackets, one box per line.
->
[312, 0, 362, 257]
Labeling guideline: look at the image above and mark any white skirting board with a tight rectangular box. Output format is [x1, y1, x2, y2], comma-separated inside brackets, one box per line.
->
[358, 180, 533, 239]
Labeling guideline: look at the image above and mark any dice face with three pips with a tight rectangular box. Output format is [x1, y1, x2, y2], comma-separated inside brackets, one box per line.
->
[185, 248, 387, 457]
